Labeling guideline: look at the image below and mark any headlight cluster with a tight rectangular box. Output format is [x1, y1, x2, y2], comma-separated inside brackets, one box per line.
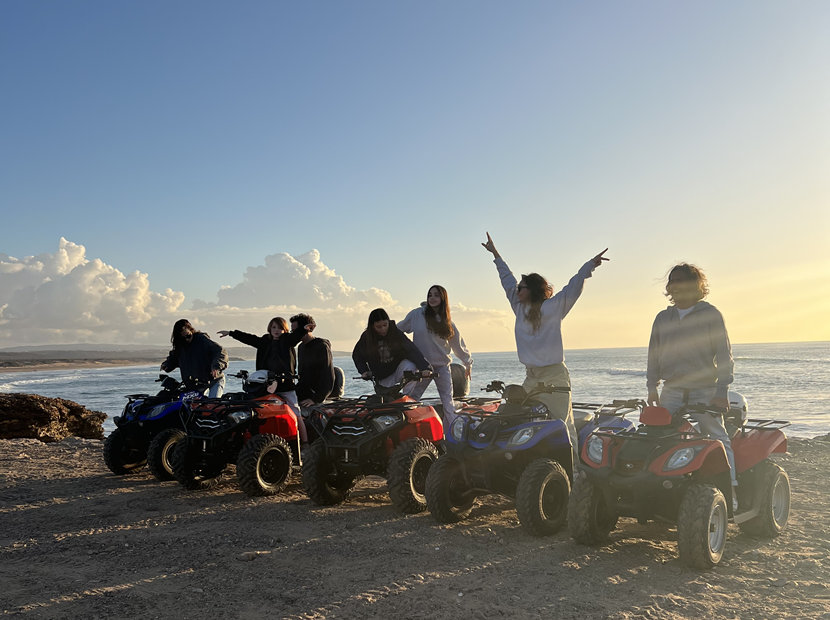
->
[663, 446, 704, 471]
[507, 426, 540, 447]
[586, 436, 604, 464]
[228, 410, 253, 425]
[372, 414, 401, 432]
[451, 418, 466, 442]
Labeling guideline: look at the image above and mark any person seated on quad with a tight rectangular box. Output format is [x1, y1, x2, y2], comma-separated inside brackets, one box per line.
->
[217, 316, 314, 443]
[481, 232, 609, 464]
[161, 319, 229, 398]
[291, 313, 335, 448]
[352, 308, 431, 396]
[647, 263, 738, 508]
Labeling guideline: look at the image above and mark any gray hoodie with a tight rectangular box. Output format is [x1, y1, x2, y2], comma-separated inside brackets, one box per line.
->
[646, 301, 734, 398]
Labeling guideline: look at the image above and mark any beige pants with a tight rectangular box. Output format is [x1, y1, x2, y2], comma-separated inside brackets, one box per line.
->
[522, 363, 579, 463]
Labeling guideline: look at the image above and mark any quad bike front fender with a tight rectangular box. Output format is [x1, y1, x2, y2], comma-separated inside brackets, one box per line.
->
[733, 429, 787, 473]
[648, 440, 730, 478]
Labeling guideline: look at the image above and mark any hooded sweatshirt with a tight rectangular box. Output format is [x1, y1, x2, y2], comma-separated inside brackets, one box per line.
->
[397, 302, 473, 369]
[352, 320, 430, 380]
[295, 337, 335, 403]
[495, 256, 596, 368]
[646, 301, 734, 398]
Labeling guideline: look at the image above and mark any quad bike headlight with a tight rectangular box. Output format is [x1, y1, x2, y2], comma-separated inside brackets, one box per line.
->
[450, 418, 466, 442]
[372, 414, 401, 432]
[507, 426, 537, 447]
[663, 446, 704, 471]
[228, 410, 253, 425]
[586, 436, 604, 464]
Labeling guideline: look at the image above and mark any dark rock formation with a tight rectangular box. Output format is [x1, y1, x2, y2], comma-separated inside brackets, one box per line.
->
[0, 393, 106, 442]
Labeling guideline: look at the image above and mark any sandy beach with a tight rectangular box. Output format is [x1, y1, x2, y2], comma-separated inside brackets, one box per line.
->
[1, 435, 829, 619]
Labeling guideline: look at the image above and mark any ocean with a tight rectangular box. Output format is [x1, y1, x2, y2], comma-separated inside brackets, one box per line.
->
[1, 341, 827, 438]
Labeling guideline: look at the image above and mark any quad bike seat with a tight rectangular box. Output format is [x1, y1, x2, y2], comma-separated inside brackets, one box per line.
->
[574, 409, 595, 431]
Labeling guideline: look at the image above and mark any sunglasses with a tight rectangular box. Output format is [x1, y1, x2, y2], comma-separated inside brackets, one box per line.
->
[516, 285, 529, 291]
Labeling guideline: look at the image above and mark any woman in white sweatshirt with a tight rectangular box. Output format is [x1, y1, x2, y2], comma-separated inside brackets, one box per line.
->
[398, 285, 473, 422]
[481, 232, 608, 462]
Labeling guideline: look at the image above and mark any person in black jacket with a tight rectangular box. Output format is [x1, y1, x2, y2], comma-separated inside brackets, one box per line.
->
[161, 319, 229, 397]
[217, 316, 314, 443]
[352, 308, 431, 395]
[291, 313, 335, 408]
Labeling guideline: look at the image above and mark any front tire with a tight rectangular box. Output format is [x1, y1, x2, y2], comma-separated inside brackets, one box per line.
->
[515, 458, 571, 536]
[170, 440, 223, 491]
[103, 429, 146, 475]
[237, 434, 293, 497]
[738, 460, 790, 538]
[387, 438, 440, 513]
[568, 473, 617, 544]
[147, 429, 185, 481]
[425, 454, 476, 523]
[678, 484, 728, 569]
[302, 439, 360, 505]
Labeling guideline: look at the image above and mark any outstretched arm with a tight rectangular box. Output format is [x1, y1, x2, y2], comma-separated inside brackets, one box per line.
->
[481, 231, 500, 259]
[483, 232, 521, 309]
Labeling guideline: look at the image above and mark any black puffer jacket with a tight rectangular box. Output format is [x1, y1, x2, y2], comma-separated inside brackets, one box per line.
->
[228, 327, 306, 391]
[162, 333, 228, 386]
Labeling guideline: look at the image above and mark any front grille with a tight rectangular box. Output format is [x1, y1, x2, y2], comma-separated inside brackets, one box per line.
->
[330, 421, 367, 437]
[195, 417, 221, 430]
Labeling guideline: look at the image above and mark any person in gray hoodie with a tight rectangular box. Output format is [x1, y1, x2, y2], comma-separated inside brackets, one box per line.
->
[646, 263, 738, 497]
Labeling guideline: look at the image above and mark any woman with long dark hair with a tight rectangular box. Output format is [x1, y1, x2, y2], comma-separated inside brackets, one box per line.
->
[481, 233, 608, 462]
[398, 285, 472, 420]
[352, 308, 431, 395]
[161, 319, 228, 397]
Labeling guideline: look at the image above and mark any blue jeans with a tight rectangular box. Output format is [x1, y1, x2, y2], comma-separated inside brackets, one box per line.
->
[659, 386, 737, 486]
[207, 376, 225, 398]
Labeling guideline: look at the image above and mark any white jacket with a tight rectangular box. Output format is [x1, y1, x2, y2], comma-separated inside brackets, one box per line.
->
[398, 303, 473, 369]
[495, 256, 595, 368]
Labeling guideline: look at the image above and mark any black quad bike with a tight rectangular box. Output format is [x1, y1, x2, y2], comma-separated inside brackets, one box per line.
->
[425, 380, 636, 536]
[171, 370, 302, 496]
[569, 394, 790, 568]
[302, 372, 444, 513]
[103, 374, 205, 480]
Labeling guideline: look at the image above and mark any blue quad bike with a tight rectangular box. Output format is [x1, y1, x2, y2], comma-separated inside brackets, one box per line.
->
[103, 374, 205, 480]
[425, 379, 639, 536]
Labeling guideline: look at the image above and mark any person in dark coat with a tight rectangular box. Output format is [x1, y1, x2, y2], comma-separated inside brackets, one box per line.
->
[161, 319, 228, 397]
[291, 313, 335, 408]
[352, 308, 431, 395]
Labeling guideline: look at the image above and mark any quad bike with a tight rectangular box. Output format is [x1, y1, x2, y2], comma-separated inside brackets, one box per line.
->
[103, 374, 205, 480]
[568, 392, 790, 569]
[425, 380, 638, 536]
[302, 371, 443, 513]
[171, 370, 303, 496]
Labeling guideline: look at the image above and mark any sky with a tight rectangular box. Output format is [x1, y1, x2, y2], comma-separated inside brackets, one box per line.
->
[1, 1, 828, 353]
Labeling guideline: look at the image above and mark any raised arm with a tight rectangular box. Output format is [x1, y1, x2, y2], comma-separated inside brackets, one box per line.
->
[483, 232, 521, 309]
[549, 249, 609, 319]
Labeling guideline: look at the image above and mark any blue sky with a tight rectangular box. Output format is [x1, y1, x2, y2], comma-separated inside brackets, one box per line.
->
[1, 1, 828, 350]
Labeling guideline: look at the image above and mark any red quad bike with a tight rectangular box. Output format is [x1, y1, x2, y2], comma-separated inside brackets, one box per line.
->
[171, 370, 303, 496]
[302, 371, 443, 513]
[569, 393, 791, 569]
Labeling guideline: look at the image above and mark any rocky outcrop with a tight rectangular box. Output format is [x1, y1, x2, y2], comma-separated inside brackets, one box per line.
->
[0, 393, 106, 442]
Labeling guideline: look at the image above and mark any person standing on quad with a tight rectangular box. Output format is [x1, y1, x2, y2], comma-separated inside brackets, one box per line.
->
[397, 285, 473, 422]
[291, 313, 335, 408]
[217, 316, 314, 443]
[481, 232, 609, 462]
[161, 319, 229, 398]
[353, 308, 431, 395]
[646, 263, 738, 505]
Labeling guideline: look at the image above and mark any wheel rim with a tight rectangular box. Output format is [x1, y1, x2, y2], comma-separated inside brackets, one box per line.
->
[709, 502, 728, 555]
[161, 440, 176, 474]
[591, 486, 613, 529]
[447, 465, 473, 509]
[540, 477, 567, 523]
[411, 454, 433, 497]
[772, 476, 790, 526]
[259, 448, 290, 485]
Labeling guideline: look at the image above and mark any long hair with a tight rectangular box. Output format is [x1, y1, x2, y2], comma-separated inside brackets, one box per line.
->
[424, 285, 454, 340]
[267, 316, 289, 337]
[366, 308, 390, 343]
[665, 263, 709, 303]
[521, 273, 553, 334]
[170, 319, 197, 349]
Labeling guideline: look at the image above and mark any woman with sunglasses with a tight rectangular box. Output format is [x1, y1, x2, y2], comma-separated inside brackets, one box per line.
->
[481, 232, 609, 462]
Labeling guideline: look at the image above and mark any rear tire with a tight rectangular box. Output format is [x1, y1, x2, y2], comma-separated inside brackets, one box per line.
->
[237, 434, 293, 497]
[568, 473, 617, 544]
[302, 439, 360, 505]
[170, 439, 223, 491]
[103, 429, 146, 475]
[425, 454, 476, 523]
[147, 429, 185, 481]
[388, 438, 440, 513]
[738, 460, 790, 538]
[515, 458, 570, 536]
[678, 484, 728, 569]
